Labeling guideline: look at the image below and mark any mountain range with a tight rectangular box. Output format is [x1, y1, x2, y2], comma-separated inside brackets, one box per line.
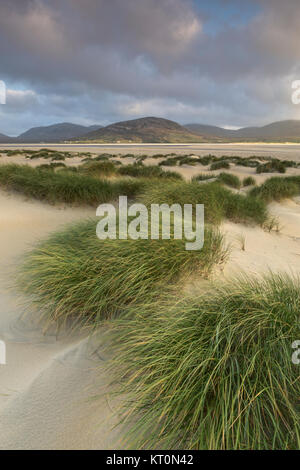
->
[2, 118, 300, 143]
[0, 122, 102, 143]
[185, 120, 300, 141]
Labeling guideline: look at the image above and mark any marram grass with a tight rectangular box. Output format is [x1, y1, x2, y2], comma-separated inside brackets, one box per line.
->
[108, 273, 300, 450]
[18, 218, 227, 326]
[139, 180, 267, 225]
[0, 164, 144, 205]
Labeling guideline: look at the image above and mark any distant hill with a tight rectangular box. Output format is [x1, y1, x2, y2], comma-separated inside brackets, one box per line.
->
[0, 132, 15, 143]
[17, 122, 103, 142]
[78, 117, 203, 143]
[185, 120, 300, 141]
[185, 124, 233, 138]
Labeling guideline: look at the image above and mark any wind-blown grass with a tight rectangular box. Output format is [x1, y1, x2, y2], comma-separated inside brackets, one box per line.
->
[217, 172, 241, 189]
[79, 160, 117, 177]
[140, 180, 267, 225]
[243, 176, 256, 187]
[118, 163, 183, 180]
[210, 161, 230, 171]
[256, 160, 286, 174]
[250, 176, 300, 202]
[108, 273, 300, 449]
[191, 173, 215, 182]
[0, 164, 143, 204]
[18, 218, 227, 326]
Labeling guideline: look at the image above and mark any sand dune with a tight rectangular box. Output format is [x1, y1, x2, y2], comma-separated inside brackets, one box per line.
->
[0, 190, 122, 449]
[0, 159, 300, 448]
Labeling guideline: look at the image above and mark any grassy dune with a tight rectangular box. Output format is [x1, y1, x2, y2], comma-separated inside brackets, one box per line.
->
[0, 164, 143, 204]
[18, 219, 227, 326]
[139, 180, 267, 225]
[250, 176, 300, 202]
[108, 274, 300, 449]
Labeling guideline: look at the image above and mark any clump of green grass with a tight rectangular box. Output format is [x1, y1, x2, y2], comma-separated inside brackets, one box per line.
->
[37, 162, 66, 171]
[18, 219, 227, 326]
[27, 150, 71, 160]
[2, 149, 23, 156]
[94, 153, 112, 161]
[140, 180, 267, 225]
[118, 163, 182, 180]
[0, 164, 143, 205]
[108, 273, 300, 449]
[243, 176, 256, 187]
[210, 161, 230, 171]
[178, 156, 199, 166]
[191, 173, 215, 182]
[217, 172, 241, 189]
[250, 176, 300, 202]
[256, 160, 286, 174]
[79, 160, 117, 177]
[51, 153, 66, 161]
[159, 158, 178, 167]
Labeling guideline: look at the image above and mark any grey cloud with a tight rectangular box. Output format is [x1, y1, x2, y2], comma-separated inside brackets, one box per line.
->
[1, 0, 300, 135]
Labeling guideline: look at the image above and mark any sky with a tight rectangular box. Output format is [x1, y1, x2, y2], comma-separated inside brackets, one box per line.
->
[1, 0, 300, 136]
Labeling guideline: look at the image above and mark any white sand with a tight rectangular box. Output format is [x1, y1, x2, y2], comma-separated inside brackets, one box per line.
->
[0, 190, 123, 449]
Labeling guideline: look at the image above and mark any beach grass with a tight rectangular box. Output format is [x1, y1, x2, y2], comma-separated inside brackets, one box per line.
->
[18, 218, 227, 326]
[243, 176, 256, 187]
[217, 172, 241, 189]
[79, 160, 117, 177]
[0, 164, 144, 205]
[250, 176, 300, 202]
[118, 163, 183, 180]
[108, 273, 300, 449]
[139, 180, 267, 225]
[210, 161, 230, 171]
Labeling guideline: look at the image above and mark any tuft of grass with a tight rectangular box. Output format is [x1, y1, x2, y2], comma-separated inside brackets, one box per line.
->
[79, 160, 117, 177]
[256, 160, 286, 174]
[243, 176, 256, 187]
[18, 219, 227, 326]
[250, 176, 300, 202]
[108, 273, 300, 449]
[140, 180, 267, 226]
[118, 163, 182, 180]
[263, 216, 281, 233]
[217, 172, 241, 189]
[191, 173, 215, 182]
[159, 158, 178, 167]
[0, 164, 144, 205]
[210, 161, 230, 171]
[37, 162, 66, 171]
[236, 233, 246, 250]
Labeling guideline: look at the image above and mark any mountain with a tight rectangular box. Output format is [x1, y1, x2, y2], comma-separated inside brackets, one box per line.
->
[185, 120, 300, 141]
[0, 132, 15, 143]
[17, 122, 103, 142]
[78, 117, 203, 143]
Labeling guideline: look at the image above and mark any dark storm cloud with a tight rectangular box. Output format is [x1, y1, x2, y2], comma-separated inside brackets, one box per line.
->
[1, 0, 300, 135]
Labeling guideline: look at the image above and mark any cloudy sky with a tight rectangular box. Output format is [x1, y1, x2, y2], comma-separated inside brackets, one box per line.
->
[1, 0, 300, 136]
